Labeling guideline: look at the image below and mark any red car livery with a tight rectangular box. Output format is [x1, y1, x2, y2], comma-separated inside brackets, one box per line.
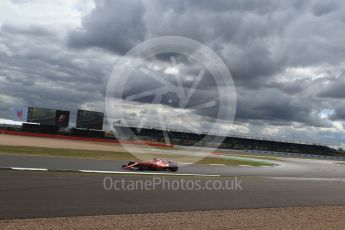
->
[122, 158, 178, 172]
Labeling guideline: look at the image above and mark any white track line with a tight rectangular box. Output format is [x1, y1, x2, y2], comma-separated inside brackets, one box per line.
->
[11, 167, 48, 171]
[4, 167, 220, 177]
[266, 177, 345, 182]
[79, 170, 221, 177]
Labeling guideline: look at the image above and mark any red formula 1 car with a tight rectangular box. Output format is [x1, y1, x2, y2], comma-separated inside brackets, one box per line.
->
[122, 158, 178, 172]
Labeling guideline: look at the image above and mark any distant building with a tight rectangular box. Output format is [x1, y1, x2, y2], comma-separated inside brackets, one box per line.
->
[76, 110, 104, 130]
[13, 106, 70, 127]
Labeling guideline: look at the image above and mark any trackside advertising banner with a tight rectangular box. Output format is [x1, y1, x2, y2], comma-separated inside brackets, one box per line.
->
[55, 110, 70, 127]
[13, 106, 28, 122]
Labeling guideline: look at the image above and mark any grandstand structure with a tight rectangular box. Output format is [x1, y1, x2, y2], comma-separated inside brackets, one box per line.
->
[0, 106, 339, 156]
[113, 119, 325, 145]
[113, 120, 338, 156]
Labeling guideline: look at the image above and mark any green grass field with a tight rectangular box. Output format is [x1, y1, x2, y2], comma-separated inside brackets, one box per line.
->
[0, 145, 273, 167]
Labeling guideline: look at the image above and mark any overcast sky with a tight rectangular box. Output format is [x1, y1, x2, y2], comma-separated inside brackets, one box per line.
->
[1, 0, 345, 146]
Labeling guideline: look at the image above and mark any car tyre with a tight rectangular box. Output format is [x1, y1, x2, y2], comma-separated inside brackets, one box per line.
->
[169, 167, 178, 172]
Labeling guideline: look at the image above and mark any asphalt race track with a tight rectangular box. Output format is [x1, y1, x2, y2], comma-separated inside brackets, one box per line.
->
[0, 154, 345, 219]
[0, 154, 345, 178]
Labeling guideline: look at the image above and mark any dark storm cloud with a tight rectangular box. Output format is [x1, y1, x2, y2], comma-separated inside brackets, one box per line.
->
[71, 0, 345, 85]
[265, 79, 310, 95]
[69, 0, 146, 54]
[0, 16, 115, 121]
[318, 71, 345, 99]
[118, 63, 220, 120]
[330, 106, 345, 121]
[69, 0, 344, 127]
[235, 87, 326, 126]
[311, 0, 341, 16]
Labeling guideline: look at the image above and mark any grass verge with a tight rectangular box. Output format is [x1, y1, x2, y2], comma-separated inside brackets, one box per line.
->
[224, 153, 281, 161]
[198, 157, 273, 166]
[0, 145, 135, 160]
[0, 145, 273, 167]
